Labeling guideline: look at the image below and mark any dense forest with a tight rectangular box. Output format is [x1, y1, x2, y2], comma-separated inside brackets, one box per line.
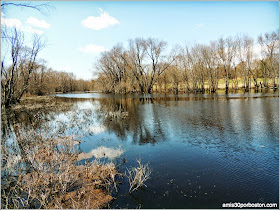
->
[94, 31, 279, 94]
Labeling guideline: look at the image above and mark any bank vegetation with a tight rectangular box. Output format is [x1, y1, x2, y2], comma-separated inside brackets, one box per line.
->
[94, 31, 279, 94]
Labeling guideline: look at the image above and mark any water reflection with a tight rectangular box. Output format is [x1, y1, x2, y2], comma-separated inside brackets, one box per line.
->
[3, 94, 277, 152]
[95, 97, 168, 145]
[90, 95, 278, 151]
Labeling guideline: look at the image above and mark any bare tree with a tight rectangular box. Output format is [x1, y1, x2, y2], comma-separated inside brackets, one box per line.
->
[1, 28, 45, 108]
[28, 60, 47, 95]
[125, 38, 178, 93]
[216, 36, 237, 93]
[236, 35, 258, 91]
[1, 1, 52, 16]
[181, 45, 200, 92]
[127, 38, 149, 93]
[258, 30, 279, 89]
[95, 45, 129, 93]
[200, 42, 220, 93]
[144, 38, 178, 93]
[94, 31, 278, 94]
[176, 52, 191, 93]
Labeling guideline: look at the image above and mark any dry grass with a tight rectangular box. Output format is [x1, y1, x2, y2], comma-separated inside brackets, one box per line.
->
[126, 159, 152, 193]
[1, 129, 119, 209]
[11, 96, 72, 111]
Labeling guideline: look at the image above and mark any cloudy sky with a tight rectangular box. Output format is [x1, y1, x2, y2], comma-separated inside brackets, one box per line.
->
[1, 1, 279, 80]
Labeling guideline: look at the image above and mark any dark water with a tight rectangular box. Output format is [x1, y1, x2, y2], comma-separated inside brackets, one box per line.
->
[2, 92, 279, 208]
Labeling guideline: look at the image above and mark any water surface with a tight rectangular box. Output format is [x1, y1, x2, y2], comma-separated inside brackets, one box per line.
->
[2, 92, 279, 208]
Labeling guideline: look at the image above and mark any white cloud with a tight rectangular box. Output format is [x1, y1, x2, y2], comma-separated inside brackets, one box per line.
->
[77, 146, 124, 160]
[234, 45, 262, 63]
[1, 17, 23, 29]
[27, 16, 50, 29]
[60, 64, 70, 71]
[81, 8, 120, 30]
[89, 125, 106, 135]
[1, 17, 45, 34]
[253, 44, 262, 59]
[24, 26, 44, 35]
[79, 44, 108, 53]
[195, 23, 205, 29]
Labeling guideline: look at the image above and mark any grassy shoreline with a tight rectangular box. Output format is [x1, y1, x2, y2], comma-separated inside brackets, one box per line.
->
[9, 96, 72, 111]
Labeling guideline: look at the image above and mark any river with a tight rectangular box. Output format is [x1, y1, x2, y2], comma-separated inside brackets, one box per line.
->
[2, 92, 279, 208]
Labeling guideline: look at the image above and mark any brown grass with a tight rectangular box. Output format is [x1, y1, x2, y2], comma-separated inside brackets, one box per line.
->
[126, 159, 151, 193]
[11, 96, 72, 111]
[1, 129, 119, 209]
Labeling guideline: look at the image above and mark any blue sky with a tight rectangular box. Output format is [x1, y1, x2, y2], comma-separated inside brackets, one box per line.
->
[1, 1, 279, 80]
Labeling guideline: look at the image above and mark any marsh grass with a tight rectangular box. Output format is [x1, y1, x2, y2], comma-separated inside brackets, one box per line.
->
[9, 96, 73, 111]
[126, 159, 152, 193]
[1, 125, 119, 209]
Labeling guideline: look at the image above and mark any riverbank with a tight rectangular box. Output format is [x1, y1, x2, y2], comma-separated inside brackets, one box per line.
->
[10, 89, 279, 109]
[8, 96, 71, 111]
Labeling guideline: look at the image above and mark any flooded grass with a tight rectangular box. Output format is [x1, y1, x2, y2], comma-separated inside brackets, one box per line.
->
[1, 128, 118, 209]
[11, 96, 73, 111]
[127, 159, 152, 193]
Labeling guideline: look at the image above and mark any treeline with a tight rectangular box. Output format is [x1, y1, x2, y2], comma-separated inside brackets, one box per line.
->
[94, 30, 279, 94]
[1, 28, 93, 108]
[27, 64, 93, 95]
